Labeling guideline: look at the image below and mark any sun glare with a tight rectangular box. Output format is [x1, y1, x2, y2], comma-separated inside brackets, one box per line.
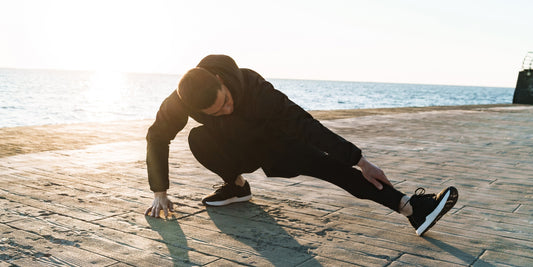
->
[84, 71, 126, 116]
[87, 71, 124, 96]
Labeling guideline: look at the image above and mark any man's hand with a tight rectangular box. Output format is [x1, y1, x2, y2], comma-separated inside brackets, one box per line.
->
[357, 157, 394, 190]
[145, 191, 174, 218]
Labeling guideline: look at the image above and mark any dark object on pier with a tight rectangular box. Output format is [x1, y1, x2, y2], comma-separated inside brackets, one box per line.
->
[513, 52, 533, 104]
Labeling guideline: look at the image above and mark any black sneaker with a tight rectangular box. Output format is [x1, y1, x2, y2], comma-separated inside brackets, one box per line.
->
[407, 186, 459, 236]
[202, 181, 252, 206]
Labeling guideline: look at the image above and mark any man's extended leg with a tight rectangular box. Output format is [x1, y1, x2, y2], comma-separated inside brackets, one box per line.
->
[266, 142, 458, 236]
[267, 142, 405, 211]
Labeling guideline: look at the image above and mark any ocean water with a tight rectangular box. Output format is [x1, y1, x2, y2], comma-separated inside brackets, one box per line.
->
[0, 68, 514, 128]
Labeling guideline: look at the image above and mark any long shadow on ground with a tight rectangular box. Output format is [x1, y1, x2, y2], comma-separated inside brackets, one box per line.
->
[207, 202, 322, 266]
[146, 215, 191, 266]
[425, 236, 495, 266]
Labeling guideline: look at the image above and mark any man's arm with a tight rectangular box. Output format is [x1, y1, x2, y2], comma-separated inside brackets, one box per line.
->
[145, 91, 188, 217]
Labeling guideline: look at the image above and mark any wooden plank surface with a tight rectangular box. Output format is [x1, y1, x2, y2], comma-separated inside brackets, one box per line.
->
[1, 104, 532, 266]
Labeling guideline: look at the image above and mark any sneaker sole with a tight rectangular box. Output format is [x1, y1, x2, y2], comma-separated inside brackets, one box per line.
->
[416, 186, 459, 236]
[203, 194, 252, 207]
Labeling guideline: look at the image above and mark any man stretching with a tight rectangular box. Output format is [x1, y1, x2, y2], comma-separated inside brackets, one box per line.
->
[144, 55, 458, 236]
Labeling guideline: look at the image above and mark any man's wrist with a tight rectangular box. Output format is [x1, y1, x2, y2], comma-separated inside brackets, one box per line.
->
[154, 191, 167, 197]
[357, 156, 367, 168]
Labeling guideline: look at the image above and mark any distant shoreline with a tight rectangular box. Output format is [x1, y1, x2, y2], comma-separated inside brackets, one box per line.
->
[309, 103, 514, 120]
[0, 68, 514, 88]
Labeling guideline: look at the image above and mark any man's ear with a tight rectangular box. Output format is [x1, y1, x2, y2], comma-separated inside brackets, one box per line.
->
[215, 74, 224, 84]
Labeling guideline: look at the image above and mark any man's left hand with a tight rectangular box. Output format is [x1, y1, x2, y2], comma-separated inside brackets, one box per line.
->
[357, 157, 394, 190]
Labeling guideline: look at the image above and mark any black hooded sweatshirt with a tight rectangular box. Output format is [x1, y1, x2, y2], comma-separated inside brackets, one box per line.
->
[146, 55, 362, 192]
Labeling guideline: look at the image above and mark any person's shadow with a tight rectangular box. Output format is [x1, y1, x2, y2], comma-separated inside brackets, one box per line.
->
[206, 201, 322, 266]
[425, 236, 496, 266]
[145, 215, 191, 267]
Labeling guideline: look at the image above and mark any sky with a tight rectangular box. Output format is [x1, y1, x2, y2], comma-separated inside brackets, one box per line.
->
[1, 0, 532, 87]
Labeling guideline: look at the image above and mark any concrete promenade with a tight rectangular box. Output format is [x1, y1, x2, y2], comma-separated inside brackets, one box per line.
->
[1, 104, 532, 266]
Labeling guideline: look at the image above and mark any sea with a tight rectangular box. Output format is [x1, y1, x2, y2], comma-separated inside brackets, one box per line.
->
[0, 68, 515, 128]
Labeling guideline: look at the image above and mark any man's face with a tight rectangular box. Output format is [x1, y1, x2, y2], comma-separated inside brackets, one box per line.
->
[201, 84, 234, 116]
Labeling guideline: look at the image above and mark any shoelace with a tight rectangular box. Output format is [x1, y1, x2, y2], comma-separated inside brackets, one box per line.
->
[212, 182, 227, 189]
[415, 187, 426, 195]
[209, 183, 230, 194]
[401, 188, 429, 212]
[414, 187, 436, 198]
[403, 188, 438, 217]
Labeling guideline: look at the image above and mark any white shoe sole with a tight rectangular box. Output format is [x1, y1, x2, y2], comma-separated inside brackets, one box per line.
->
[416, 190, 450, 236]
[203, 194, 252, 206]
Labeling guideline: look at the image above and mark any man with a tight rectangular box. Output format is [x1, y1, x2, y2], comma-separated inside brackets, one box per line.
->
[144, 55, 458, 236]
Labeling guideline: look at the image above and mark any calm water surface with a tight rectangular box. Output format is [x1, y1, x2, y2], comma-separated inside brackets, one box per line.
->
[0, 68, 514, 128]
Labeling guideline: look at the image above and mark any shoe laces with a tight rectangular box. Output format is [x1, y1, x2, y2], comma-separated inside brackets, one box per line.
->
[212, 182, 227, 189]
[413, 187, 436, 198]
[212, 182, 232, 193]
[409, 188, 437, 218]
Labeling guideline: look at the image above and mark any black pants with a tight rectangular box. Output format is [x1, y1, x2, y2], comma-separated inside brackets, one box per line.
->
[188, 126, 405, 212]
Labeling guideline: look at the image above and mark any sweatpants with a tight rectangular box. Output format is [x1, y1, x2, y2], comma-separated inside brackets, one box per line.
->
[188, 126, 405, 212]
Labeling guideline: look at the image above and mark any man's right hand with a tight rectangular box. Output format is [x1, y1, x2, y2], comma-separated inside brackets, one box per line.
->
[145, 191, 174, 218]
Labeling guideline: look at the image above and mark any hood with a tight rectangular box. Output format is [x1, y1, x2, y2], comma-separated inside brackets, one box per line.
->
[196, 55, 245, 109]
